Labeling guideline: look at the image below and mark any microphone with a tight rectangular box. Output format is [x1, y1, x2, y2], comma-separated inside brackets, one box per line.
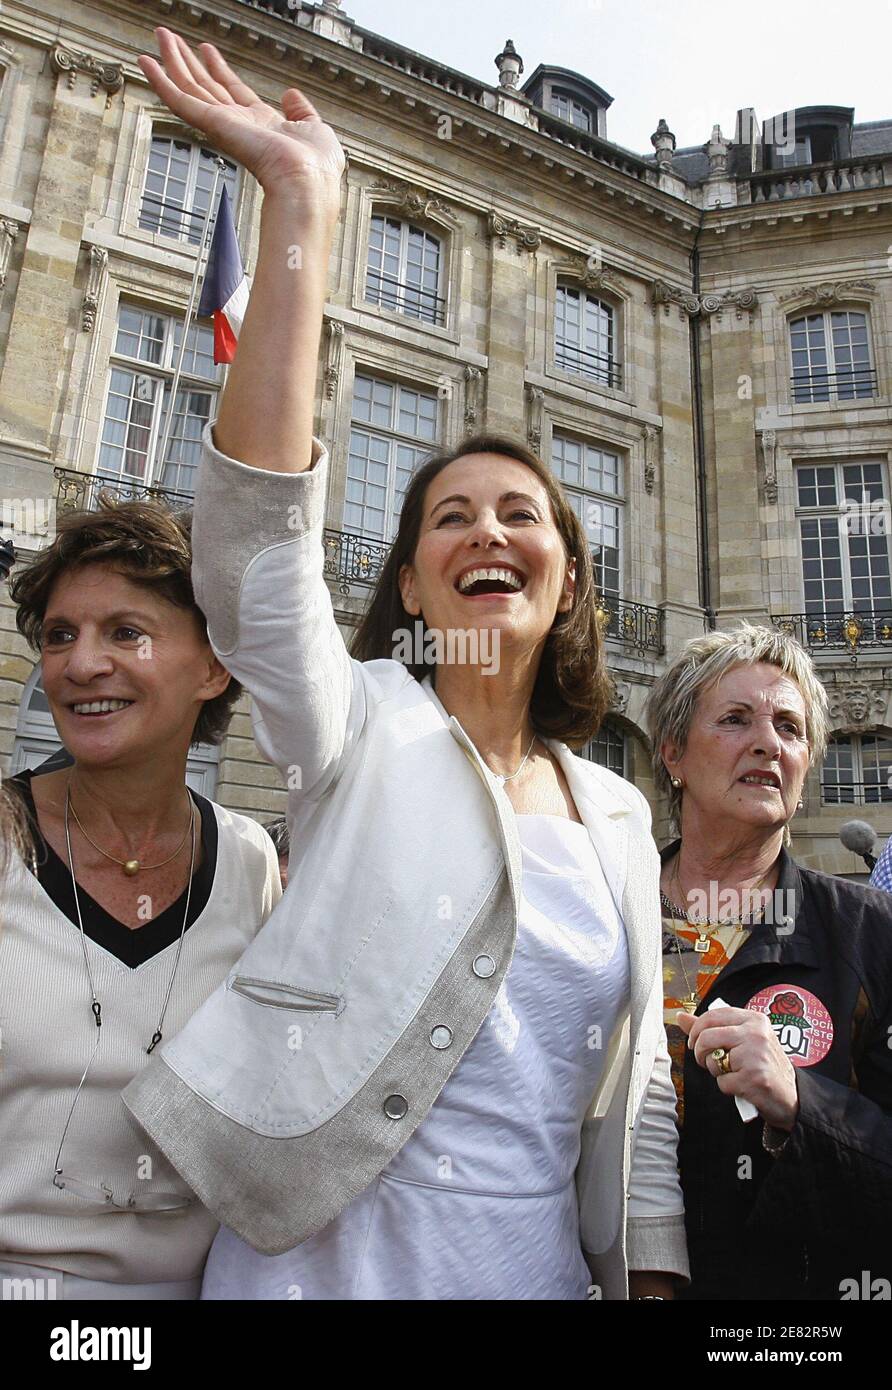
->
[839, 820, 878, 871]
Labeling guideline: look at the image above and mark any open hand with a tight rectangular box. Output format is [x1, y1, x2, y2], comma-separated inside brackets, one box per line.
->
[676, 1005, 800, 1131]
[138, 28, 345, 201]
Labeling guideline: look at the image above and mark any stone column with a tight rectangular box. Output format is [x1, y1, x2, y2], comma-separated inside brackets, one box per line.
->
[483, 214, 540, 436]
[0, 46, 122, 470]
[651, 295, 703, 654]
[704, 304, 767, 622]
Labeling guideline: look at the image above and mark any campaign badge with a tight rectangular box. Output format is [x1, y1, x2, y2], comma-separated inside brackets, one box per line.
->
[746, 984, 833, 1067]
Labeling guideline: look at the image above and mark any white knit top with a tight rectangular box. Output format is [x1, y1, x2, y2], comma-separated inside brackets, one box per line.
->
[0, 796, 281, 1285]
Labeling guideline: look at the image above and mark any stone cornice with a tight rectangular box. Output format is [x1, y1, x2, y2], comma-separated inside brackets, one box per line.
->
[106, 0, 697, 232]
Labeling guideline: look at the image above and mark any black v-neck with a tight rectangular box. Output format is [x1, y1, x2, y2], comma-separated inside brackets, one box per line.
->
[9, 769, 218, 969]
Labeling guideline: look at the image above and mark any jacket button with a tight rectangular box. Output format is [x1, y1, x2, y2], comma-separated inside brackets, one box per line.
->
[383, 1094, 408, 1120]
[429, 1025, 453, 1049]
[472, 954, 496, 979]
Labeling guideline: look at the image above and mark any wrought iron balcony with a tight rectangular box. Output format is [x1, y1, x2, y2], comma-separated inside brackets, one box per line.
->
[772, 608, 892, 656]
[55, 467, 193, 515]
[594, 597, 664, 655]
[791, 366, 878, 404]
[323, 527, 390, 595]
[554, 340, 623, 390]
[364, 272, 446, 326]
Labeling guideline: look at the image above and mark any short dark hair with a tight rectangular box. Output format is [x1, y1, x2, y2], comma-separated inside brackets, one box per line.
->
[9, 496, 241, 747]
[265, 817, 290, 856]
[350, 433, 612, 746]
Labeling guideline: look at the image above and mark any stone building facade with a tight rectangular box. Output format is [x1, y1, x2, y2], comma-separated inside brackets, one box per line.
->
[1, 0, 891, 875]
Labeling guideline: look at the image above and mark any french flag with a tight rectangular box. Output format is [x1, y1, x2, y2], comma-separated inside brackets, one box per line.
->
[198, 186, 249, 364]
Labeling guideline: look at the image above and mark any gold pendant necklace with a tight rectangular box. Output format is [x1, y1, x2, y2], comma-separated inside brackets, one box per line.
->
[66, 777, 194, 876]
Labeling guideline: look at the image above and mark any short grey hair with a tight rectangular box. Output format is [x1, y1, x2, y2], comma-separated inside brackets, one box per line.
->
[645, 623, 830, 835]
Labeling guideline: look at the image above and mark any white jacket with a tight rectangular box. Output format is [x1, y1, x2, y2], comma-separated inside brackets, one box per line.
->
[123, 428, 688, 1299]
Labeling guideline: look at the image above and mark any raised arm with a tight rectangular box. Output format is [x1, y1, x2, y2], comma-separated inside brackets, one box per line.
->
[138, 28, 344, 473]
[138, 32, 369, 793]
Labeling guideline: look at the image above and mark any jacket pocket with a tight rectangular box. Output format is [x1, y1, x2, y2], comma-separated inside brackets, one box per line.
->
[229, 976, 343, 1013]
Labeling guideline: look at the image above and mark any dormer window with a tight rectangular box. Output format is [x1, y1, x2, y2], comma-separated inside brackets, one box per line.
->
[550, 89, 593, 132]
[764, 107, 851, 169]
[522, 66, 612, 140]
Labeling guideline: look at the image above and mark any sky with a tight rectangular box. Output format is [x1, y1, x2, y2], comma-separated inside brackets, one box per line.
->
[344, 0, 892, 154]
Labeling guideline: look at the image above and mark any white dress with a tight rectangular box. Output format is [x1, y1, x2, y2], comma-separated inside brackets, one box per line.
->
[202, 814, 630, 1301]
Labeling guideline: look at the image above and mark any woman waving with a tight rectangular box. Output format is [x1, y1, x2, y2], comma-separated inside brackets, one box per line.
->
[124, 29, 687, 1301]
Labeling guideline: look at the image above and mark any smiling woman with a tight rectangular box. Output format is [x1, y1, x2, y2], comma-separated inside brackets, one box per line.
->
[351, 432, 611, 742]
[117, 27, 691, 1305]
[0, 496, 282, 1299]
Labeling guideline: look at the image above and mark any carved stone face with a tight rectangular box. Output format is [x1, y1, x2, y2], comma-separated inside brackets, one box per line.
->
[847, 691, 869, 723]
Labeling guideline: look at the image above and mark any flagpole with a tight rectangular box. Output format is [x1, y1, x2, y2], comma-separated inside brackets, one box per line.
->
[151, 156, 228, 490]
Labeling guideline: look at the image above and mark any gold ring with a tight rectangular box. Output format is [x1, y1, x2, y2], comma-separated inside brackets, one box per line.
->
[712, 1047, 732, 1076]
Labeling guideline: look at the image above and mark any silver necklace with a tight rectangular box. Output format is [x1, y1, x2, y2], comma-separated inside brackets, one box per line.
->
[487, 732, 537, 785]
[63, 787, 197, 1054]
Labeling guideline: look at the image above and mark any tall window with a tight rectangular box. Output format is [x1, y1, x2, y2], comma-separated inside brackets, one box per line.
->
[139, 136, 238, 246]
[365, 215, 445, 326]
[551, 433, 623, 602]
[345, 374, 438, 541]
[790, 310, 874, 403]
[550, 90, 593, 132]
[822, 734, 892, 806]
[795, 461, 892, 615]
[581, 720, 627, 777]
[555, 286, 619, 387]
[98, 304, 221, 496]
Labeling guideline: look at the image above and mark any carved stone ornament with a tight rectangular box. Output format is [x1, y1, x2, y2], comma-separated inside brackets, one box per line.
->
[826, 677, 887, 728]
[463, 365, 482, 433]
[706, 124, 732, 177]
[651, 280, 701, 318]
[700, 287, 760, 320]
[568, 255, 621, 296]
[525, 384, 544, 452]
[0, 219, 19, 290]
[780, 280, 875, 307]
[643, 425, 660, 496]
[651, 280, 758, 320]
[758, 429, 778, 504]
[487, 211, 541, 253]
[82, 245, 108, 332]
[323, 319, 344, 400]
[51, 45, 124, 106]
[370, 180, 449, 223]
[650, 118, 676, 169]
[609, 679, 631, 714]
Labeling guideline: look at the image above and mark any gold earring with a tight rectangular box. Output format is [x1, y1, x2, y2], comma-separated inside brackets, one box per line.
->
[670, 776, 683, 789]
